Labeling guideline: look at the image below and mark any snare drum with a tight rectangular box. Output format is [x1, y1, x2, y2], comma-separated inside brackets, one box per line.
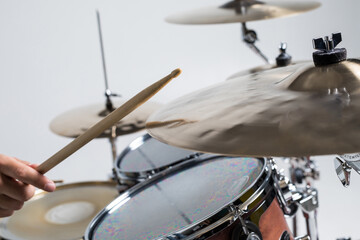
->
[86, 155, 292, 240]
[0, 181, 120, 240]
[115, 133, 196, 186]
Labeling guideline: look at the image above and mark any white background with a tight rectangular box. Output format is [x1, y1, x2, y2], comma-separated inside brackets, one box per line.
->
[0, 0, 359, 239]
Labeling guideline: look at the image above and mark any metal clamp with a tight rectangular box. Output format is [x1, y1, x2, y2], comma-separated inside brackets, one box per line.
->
[334, 154, 360, 187]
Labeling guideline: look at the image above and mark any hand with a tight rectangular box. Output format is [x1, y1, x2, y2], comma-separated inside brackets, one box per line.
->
[0, 154, 56, 217]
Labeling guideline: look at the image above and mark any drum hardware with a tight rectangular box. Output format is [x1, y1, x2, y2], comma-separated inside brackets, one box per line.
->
[282, 183, 319, 240]
[233, 208, 262, 240]
[276, 43, 292, 67]
[227, 43, 301, 81]
[97, 10, 121, 163]
[294, 236, 310, 240]
[114, 133, 198, 187]
[86, 156, 293, 240]
[334, 154, 360, 187]
[285, 157, 319, 238]
[241, 22, 269, 64]
[312, 32, 346, 66]
[270, 158, 319, 240]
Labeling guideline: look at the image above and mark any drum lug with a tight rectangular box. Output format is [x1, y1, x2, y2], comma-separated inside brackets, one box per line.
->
[230, 207, 262, 240]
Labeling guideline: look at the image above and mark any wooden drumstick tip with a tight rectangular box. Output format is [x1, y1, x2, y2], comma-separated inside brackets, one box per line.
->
[171, 68, 182, 78]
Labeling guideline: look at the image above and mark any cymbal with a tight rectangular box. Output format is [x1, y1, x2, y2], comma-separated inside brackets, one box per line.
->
[146, 59, 360, 157]
[50, 100, 162, 138]
[0, 182, 119, 240]
[227, 60, 308, 80]
[165, 0, 321, 25]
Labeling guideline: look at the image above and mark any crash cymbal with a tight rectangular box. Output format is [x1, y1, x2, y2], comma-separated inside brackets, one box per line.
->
[50, 100, 162, 138]
[147, 58, 360, 157]
[0, 181, 119, 240]
[165, 0, 321, 25]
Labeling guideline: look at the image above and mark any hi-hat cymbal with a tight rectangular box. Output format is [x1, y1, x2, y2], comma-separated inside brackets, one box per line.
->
[50, 100, 162, 138]
[165, 0, 321, 25]
[0, 182, 119, 240]
[146, 59, 360, 157]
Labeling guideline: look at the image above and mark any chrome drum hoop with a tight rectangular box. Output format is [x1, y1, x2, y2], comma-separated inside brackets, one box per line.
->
[114, 133, 197, 187]
[86, 155, 276, 240]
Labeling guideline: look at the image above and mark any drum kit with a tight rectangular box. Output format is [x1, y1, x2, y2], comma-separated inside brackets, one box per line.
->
[0, 0, 358, 239]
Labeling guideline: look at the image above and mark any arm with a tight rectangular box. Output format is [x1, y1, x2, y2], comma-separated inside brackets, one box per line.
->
[0, 154, 56, 217]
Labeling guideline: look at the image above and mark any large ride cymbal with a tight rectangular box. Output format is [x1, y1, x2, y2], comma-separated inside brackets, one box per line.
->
[147, 59, 360, 157]
[50, 100, 162, 138]
[166, 0, 321, 25]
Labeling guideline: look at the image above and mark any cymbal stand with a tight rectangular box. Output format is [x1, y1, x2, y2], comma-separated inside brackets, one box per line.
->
[288, 157, 320, 240]
[96, 10, 121, 164]
[240, 22, 269, 64]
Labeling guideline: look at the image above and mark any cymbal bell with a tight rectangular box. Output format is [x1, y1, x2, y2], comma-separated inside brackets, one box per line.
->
[146, 59, 360, 157]
[50, 100, 162, 138]
[166, 0, 321, 25]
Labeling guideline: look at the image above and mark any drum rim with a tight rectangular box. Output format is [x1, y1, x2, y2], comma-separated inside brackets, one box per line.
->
[0, 180, 118, 240]
[115, 133, 197, 181]
[85, 156, 270, 240]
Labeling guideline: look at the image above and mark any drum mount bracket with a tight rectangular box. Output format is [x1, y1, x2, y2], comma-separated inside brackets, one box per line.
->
[334, 154, 360, 187]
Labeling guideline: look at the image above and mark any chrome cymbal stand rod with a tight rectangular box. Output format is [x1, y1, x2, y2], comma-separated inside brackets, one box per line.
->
[96, 10, 121, 170]
[96, 10, 120, 112]
[241, 22, 269, 64]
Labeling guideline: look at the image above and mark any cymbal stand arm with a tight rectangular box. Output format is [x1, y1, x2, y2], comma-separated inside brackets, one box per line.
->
[241, 23, 269, 64]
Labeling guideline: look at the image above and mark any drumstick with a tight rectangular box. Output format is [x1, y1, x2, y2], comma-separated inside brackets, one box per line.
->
[37, 68, 182, 174]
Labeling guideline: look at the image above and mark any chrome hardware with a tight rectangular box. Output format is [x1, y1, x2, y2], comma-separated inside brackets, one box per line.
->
[338, 153, 360, 174]
[246, 232, 261, 240]
[279, 231, 291, 240]
[297, 186, 318, 213]
[241, 23, 269, 64]
[276, 42, 292, 67]
[288, 157, 320, 184]
[334, 157, 352, 187]
[313, 32, 342, 51]
[294, 235, 310, 240]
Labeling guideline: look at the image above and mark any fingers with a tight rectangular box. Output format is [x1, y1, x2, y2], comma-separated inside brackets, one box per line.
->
[0, 194, 24, 211]
[0, 207, 14, 218]
[0, 154, 55, 192]
[0, 175, 33, 217]
[0, 175, 35, 202]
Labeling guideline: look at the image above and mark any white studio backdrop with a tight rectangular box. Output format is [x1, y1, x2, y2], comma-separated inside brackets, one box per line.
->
[0, 0, 359, 239]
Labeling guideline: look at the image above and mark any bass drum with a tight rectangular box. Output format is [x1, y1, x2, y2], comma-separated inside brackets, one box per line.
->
[114, 133, 197, 187]
[0, 181, 120, 240]
[86, 155, 292, 240]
